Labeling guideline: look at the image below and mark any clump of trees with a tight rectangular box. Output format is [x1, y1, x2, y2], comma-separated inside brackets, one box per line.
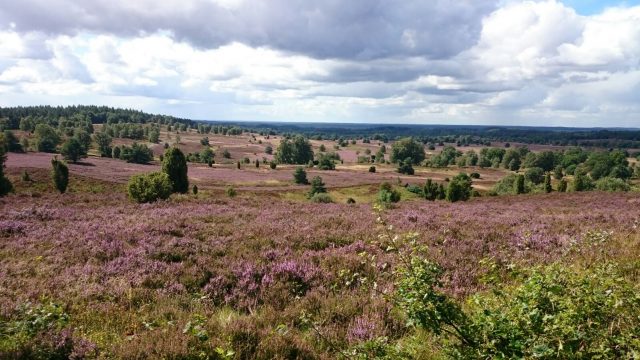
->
[446, 173, 473, 202]
[276, 136, 314, 164]
[391, 137, 425, 165]
[114, 143, 154, 164]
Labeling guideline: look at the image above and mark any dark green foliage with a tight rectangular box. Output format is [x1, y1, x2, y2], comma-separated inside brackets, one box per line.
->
[60, 137, 87, 163]
[446, 173, 472, 202]
[223, 149, 231, 159]
[93, 131, 112, 157]
[73, 128, 92, 152]
[34, 123, 61, 153]
[192, 184, 198, 195]
[501, 149, 521, 170]
[269, 161, 277, 169]
[148, 127, 160, 143]
[553, 165, 564, 180]
[307, 176, 326, 198]
[293, 167, 308, 184]
[558, 179, 568, 192]
[369, 166, 376, 173]
[275, 136, 314, 164]
[478, 148, 506, 168]
[524, 167, 545, 184]
[391, 137, 425, 165]
[428, 146, 461, 167]
[51, 157, 69, 194]
[544, 173, 552, 193]
[255, 159, 259, 168]
[199, 137, 209, 146]
[0, 137, 13, 196]
[423, 179, 439, 201]
[378, 182, 401, 204]
[346, 197, 356, 204]
[21, 170, 30, 182]
[317, 153, 335, 170]
[469, 172, 480, 179]
[572, 172, 594, 192]
[162, 147, 189, 193]
[120, 143, 153, 164]
[226, 186, 237, 197]
[406, 184, 423, 195]
[237, 161, 241, 169]
[127, 172, 172, 203]
[265, 145, 273, 154]
[112, 146, 121, 159]
[3, 130, 22, 152]
[397, 159, 415, 175]
[585, 150, 630, 180]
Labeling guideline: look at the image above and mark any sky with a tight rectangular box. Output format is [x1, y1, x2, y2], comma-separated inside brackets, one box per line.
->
[0, 0, 639, 127]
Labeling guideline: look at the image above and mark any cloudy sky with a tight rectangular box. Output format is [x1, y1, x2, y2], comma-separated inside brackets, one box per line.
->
[1, 0, 639, 127]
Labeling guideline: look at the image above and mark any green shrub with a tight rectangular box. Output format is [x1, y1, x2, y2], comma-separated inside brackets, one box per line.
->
[423, 179, 439, 201]
[162, 147, 189, 193]
[307, 176, 326, 198]
[60, 137, 87, 163]
[269, 161, 277, 169]
[396, 259, 640, 359]
[524, 167, 545, 184]
[406, 184, 423, 195]
[397, 159, 415, 175]
[226, 186, 237, 197]
[369, 166, 376, 173]
[378, 182, 401, 204]
[192, 184, 198, 195]
[446, 173, 472, 202]
[293, 167, 308, 184]
[51, 157, 69, 194]
[595, 177, 630, 192]
[346, 197, 356, 204]
[514, 174, 526, 194]
[310, 193, 333, 203]
[572, 172, 594, 192]
[127, 172, 172, 203]
[558, 179, 568, 192]
[120, 143, 153, 164]
[0, 140, 13, 196]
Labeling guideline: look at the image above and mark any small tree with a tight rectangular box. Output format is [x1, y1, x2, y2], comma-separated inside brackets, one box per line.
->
[255, 159, 259, 168]
[226, 186, 237, 197]
[60, 137, 87, 163]
[544, 173, 552, 193]
[269, 161, 277, 169]
[162, 147, 189, 193]
[94, 132, 112, 157]
[112, 146, 121, 159]
[391, 137, 425, 164]
[293, 167, 308, 184]
[265, 145, 273, 155]
[446, 173, 472, 202]
[397, 159, 415, 175]
[553, 165, 564, 180]
[192, 184, 198, 195]
[572, 173, 593, 192]
[35, 124, 61, 153]
[307, 176, 326, 198]
[127, 172, 172, 203]
[51, 157, 69, 194]
[423, 179, 439, 201]
[369, 166, 376, 173]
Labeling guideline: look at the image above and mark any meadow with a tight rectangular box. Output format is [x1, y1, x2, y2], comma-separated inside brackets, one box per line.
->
[1, 116, 640, 358]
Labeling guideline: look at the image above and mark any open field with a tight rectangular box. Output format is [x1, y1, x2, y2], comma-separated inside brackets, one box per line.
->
[1, 167, 640, 358]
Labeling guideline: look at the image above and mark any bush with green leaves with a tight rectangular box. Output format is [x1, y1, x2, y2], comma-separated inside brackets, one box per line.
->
[594, 177, 630, 192]
[423, 179, 439, 201]
[226, 186, 237, 197]
[3, 130, 22, 152]
[293, 167, 308, 184]
[120, 143, 154, 164]
[317, 153, 336, 170]
[310, 192, 333, 203]
[307, 176, 327, 198]
[368, 166, 376, 173]
[397, 159, 415, 175]
[572, 172, 594, 192]
[127, 172, 172, 203]
[269, 161, 277, 169]
[378, 182, 401, 204]
[558, 178, 568, 192]
[446, 173, 472, 202]
[396, 257, 640, 359]
[524, 167, 545, 184]
[34, 123, 61, 153]
[162, 147, 189, 193]
[51, 157, 69, 194]
[93, 131, 112, 157]
[60, 137, 87, 163]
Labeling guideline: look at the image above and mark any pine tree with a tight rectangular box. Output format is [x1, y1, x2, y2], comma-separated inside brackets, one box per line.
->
[162, 147, 189, 193]
[51, 157, 69, 194]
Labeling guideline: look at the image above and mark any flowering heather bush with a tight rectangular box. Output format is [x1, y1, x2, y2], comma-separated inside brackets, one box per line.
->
[0, 180, 639, 358]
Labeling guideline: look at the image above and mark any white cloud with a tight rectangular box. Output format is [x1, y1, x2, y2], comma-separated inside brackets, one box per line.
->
[0, 0, 639, 126]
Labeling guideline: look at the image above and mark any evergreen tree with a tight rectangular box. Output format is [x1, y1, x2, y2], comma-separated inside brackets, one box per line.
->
[446, 173, 473, 202]
[51, 157, 69, 194]
[162, 147, 189, 193]
[423, 179, 439, 201]
[0, 136, 13, 196]
[293, 167, 308, 184]
[307, 176, 327, 198]
[558, 179, 568, 192]
[60, 137, 87, 163]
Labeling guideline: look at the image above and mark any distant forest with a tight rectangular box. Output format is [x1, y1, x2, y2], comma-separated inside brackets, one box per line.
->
[2, 105, 640, 148]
